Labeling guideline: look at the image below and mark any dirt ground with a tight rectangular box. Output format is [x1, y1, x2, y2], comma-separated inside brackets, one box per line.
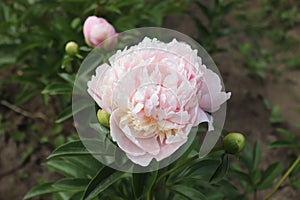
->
[0, 10, 300, 200]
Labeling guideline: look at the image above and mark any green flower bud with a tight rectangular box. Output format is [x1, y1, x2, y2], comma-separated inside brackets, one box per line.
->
[97, 109, 110, 128]
[65, 41, 79, 55]
[223, 132, 246, 154]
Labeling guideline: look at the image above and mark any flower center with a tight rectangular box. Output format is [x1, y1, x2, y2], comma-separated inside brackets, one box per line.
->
[122, 84, 185, 142]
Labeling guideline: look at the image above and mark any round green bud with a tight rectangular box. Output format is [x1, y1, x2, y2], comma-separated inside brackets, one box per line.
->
[65, 41, 79, 55]
[97, 109, 110, 128]
[223, 132, 246, 154]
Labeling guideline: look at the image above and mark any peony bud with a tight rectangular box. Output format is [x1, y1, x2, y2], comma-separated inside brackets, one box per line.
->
[223, 132, 246, 154]
[97, 109, 110, 128]
[65, 41, 79, 55]
[83, 16, 117, 48]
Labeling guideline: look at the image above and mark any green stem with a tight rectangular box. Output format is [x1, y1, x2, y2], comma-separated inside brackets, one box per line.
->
[146, 192, 151, 200]
[263, 155, 300, 200]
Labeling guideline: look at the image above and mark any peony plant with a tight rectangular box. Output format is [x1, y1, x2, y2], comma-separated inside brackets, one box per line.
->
[24, 16, 248, 200]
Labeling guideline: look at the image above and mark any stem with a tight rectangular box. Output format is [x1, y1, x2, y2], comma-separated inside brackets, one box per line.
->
[146, 192, 151, 200]
[263, 155, 300, 200]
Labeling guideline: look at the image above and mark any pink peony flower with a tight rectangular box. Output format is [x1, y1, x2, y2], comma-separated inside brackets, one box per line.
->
[83, 16, 117, 47]
[87, 38, 231, 166]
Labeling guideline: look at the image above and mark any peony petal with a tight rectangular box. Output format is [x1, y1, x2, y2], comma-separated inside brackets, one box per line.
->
[87, 64, 111, 112]
[136, 137, 160, 155]
[126, 152, 154, 167]
[155, 139, 187, 161]
[200, 69, 231, 112]
[194, 108, 214, 131]
[110, 110, 145, 156]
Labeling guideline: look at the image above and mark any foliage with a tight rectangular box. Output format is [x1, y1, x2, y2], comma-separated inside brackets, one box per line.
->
[0, 0, 189, 114]
[234, 0, 300, 78]
[0, 0, 299, 199]
[24, 130, 240, 200]
[191, 0, 239, 54]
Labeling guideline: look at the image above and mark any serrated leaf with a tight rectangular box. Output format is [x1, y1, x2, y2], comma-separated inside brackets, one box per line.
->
[209, 154, 229, 183]
[82, 166, 128, 200]
[23, 182, 60, 199]
[258, 162, 283, 190]
[169, 185, 207, 200]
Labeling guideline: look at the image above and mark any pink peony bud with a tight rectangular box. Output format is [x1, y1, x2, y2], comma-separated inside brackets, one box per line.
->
[83, 16, 117, 48]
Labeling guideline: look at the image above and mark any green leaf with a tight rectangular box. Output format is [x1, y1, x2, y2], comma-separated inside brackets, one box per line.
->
[231, 169, 253, 188]
[258, 162, 283, 190]
[47, 139, 112, 159]
[276, 128, 296, 140]
[44, 159, 89, 178]
[188, 159, 220, 175]
[0, 56, 16, 67]
[70, 191, 84, 200]
[48, 140, 90, 159]
[209, 154, 229, 183]
[269, 105, 283, 124]
[132, 170, 158, 199]
[52, 178, 90, 191]
[15, 88, 40, 105]
[292, 179, 300, 189]
[55, 105, 72, 123]
[269, 140, 294, 148]
[252, 141, 261, 171]
[82, 166, 128, 200]
[169, 185, 207, 200]
[218, 179, 240, 198]
[54, 135, 65, 148]
[56, 98, 94, 123]
[42, 83, 72, 95]
[24, 182, 60, 199]
[58, 73, 75, 84]
[52, 191, 77, 200]
[65, 156, 102, 177]
[289, 158, 300, 179]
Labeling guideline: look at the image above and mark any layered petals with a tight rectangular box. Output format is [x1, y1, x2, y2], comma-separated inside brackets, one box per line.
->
[87, 37, 231, 166]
